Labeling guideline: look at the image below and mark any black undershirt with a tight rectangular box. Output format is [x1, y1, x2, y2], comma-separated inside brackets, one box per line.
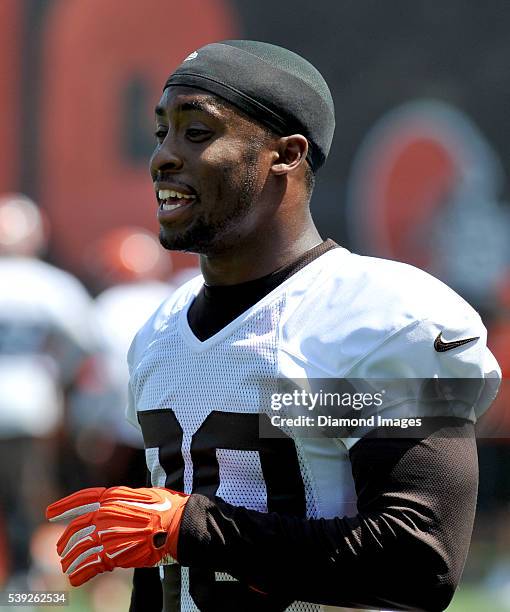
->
[131, 240, 478, 612]
[187, 239, 338, 341]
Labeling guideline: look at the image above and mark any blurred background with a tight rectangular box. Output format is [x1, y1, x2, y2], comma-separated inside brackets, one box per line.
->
[1, 0, 509, 610]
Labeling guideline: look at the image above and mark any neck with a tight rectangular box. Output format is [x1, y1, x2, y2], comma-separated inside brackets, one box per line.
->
[199, 221, 322, 286]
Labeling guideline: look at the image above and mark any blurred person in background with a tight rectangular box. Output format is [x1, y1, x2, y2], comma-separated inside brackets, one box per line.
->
[71, 227, 175, 488]
[0, 193, 99, 588]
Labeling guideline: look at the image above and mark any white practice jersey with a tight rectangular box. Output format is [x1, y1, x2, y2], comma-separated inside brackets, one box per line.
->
[0, 256, 98, 437]
[127, 248, 500, 612]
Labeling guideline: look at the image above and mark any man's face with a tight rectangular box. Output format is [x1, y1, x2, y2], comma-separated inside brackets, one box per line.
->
[150, 86, 274, 255]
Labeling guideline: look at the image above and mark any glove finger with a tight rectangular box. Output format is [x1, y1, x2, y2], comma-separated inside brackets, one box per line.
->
[66, 549, 106, 587]
[56, 513, 98, 556]
[60, 524, 97, 559]
[61, 540, 104, 575]
[68, 564, 102, 588]
[63, 532, 146, 574]
[47, 487, 106, 522]
[98, 503, 153, 529]
[101, 486, 162, 504]
[98, 524, 150, 546]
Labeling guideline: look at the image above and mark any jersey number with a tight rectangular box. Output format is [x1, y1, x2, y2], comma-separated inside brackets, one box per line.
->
[138, 409, 305, 611]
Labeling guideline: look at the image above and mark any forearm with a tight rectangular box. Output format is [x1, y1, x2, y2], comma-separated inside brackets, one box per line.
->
[177, 418, 478, 611]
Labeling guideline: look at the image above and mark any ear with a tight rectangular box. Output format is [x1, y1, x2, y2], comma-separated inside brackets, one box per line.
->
[271, 135, 308, 176]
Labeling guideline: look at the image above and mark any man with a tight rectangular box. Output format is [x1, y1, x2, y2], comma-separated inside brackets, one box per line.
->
[0, 194, 98, 584]
[47, 41, 500, 611]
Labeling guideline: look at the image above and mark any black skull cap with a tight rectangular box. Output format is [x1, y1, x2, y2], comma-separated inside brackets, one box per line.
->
[164, 40, 335, 171]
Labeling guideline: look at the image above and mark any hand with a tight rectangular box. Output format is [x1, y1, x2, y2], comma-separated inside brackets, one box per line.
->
[46, 486, 189, 586]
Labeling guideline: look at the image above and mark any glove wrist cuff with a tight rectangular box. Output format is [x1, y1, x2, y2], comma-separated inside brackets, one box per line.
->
[166, 494, 189, 560]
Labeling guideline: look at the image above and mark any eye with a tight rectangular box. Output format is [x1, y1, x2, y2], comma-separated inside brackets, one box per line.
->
[154, 128, 168, 142]
[186, 128, 211, 141]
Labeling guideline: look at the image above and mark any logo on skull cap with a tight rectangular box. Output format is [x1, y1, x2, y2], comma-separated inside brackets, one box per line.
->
[183, 51, 198, 62]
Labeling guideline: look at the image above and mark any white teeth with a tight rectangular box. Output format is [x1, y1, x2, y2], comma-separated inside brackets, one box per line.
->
[158, 189, 195, 200]
[162, 203, 185, 211]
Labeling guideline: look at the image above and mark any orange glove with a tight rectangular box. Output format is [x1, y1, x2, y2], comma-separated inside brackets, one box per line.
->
[46, 486, 189, 586]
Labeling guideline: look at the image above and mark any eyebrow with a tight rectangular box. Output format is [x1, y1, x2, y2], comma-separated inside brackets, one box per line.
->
[154, 99, 223, 118]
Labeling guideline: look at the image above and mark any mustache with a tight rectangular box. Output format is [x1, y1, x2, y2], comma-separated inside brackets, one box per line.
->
[153, 173, 196, 191]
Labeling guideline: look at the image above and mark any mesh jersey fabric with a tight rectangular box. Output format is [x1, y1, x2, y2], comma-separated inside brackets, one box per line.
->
[127, 247, 500, 611]
[131, 291, 348, 611]
[187, 239, 338, 341]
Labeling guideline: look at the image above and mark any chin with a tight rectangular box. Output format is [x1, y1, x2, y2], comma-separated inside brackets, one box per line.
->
[159, 225, 214, 254]
[159, 214, 243, 256]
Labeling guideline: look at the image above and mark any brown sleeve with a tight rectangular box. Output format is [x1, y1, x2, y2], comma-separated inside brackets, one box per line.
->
[177, 417, 478, 611]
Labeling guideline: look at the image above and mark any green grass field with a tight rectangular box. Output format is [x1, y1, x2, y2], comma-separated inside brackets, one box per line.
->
[447, 586, 510, 612]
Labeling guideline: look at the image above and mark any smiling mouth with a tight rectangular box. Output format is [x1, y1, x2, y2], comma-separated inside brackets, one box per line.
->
[158, 189, 197, 211]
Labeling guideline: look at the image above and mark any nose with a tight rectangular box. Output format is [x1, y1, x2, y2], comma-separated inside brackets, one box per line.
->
[150, 136, 184, 180]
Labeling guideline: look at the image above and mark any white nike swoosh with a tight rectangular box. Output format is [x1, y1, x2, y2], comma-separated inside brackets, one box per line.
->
[106, 542, 138, 559]
[122, 497, 172, 512]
